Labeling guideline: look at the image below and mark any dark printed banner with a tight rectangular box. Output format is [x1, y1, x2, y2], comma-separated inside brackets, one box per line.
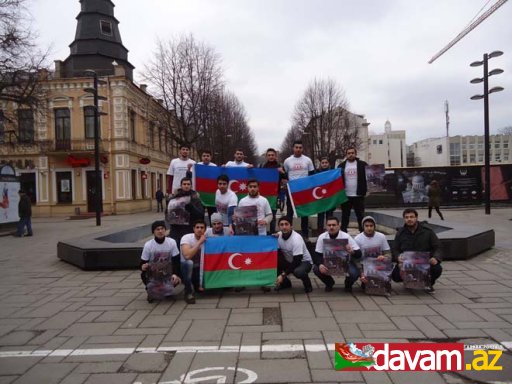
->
[366, 164, 512, 207]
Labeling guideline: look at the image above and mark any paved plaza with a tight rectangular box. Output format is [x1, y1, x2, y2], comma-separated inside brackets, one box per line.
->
[0, 208, 511, 383]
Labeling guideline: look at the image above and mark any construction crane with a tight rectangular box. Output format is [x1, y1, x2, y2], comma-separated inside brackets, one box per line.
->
[428, 0, 508, 64]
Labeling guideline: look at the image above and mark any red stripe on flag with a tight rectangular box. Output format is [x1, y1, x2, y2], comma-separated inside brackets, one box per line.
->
[195, 178, 277, 196]
[203, 251, 277, 272]
[291, 177, 344, 206]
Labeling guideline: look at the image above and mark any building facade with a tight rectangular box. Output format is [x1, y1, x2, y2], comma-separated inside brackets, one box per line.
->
[408, 134, 511, 167]
[367, 120, 406, 167]
[0, 0, 178, 217]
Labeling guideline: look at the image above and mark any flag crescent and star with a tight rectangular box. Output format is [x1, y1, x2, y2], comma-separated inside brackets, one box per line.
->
[227, 252, 252, 270]
[312, 187, 327, 200]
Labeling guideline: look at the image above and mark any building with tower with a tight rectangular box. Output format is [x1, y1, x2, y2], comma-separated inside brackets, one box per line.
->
[0, 0, 178, 217]
[367, 120, 406, 167]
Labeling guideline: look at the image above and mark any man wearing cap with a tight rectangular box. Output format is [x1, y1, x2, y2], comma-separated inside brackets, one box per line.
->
[206, 213, 231, 237]
[140, 221, 181, 303]
[354, 216, 391, 286]
[391, 208, 443, 293]
[312, 216, 362, 292]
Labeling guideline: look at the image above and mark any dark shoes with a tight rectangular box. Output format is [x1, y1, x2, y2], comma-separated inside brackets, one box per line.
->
[184, 293, 196, 304]
[425, 286, 436, 294]
[234, 287, 246, 292]
[325, 284, 334, 292]
[303, 277, 313, 294]
[275, 277, 292, 291]
[344, 279, 353, 293]
[261, 286, 271, 293]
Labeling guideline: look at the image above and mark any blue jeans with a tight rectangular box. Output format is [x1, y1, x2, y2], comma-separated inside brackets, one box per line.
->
[181, 259, 200, 294]
[313, 262, 360, 288]
[16, 217, 32, 236]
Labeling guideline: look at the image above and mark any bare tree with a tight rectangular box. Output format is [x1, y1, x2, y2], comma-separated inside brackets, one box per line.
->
[288, 78, 362, 167]
[1, 0, 48, 123]
[279, 124, 302, 161]
[498, 126, 512, 136]
[199, 90, 257, 164]
[143, 34, 224, 147]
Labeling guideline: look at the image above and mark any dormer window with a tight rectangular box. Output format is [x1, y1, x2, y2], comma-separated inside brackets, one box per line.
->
[100, 20, 113, 36]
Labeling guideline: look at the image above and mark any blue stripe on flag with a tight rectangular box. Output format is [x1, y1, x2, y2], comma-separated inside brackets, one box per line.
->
[195, 164, 279, 183]
[205, 236, 278, 254]
[288, 169, 342, 193]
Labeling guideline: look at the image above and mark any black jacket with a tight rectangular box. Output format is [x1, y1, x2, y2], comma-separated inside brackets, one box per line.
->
[338, 158, 368, 196]
[392, 222, 442, 262]
[18, 194, 32, 218]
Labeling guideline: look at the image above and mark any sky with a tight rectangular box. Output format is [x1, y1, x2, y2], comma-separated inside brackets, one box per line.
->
[31, 0, 511, 153]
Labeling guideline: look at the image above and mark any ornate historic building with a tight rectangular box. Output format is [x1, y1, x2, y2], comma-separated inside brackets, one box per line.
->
[0, 0, 178, 216]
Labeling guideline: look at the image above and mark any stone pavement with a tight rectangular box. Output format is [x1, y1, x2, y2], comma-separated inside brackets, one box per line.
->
[0, 208, 511, 384]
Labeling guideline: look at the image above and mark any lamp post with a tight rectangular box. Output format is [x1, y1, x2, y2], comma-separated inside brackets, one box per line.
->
[84, 70, 107, 226]
[470, 51, 504, 215]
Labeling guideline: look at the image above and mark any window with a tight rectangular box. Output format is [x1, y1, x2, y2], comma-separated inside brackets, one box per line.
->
[373, 140, 377, 144]
[55, 108, 71, 150]
[129, 110, 136, 142]
[462, 154, 467, 163]
[478, 154, 483, 162]
[148, 122, 155, 148]
[56, 171, 72, 203]
[436, 145, 442, 154]
[495, 154, 501, 162]
[17, 109, 34, 143]
[494, 142, 501, 149]
[470, 154, 475, 163]
[503, 141, 509, 149]
[379, 140, 383, 144]
[100, 20, 113, 36]
[158, 127, 163, 151]
[84, 106, 96, 139]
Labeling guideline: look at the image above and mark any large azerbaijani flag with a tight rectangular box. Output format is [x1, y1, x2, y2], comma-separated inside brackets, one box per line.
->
[194, 164, 279, 209]
[202, 236, 277, 289]
[288, 169, 347, 217]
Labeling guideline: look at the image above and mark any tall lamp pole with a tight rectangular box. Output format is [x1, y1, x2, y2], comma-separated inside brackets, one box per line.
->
[470, 51, 504, 215]
[84, 70, 108, 226]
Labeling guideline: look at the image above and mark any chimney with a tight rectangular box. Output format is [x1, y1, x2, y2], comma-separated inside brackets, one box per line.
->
[114, 65, 126, 77]
[54, 60, 63, 78]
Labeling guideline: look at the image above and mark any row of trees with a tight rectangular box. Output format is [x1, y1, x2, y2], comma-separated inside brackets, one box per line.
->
[143, 35, 257, 164]
[280, 78, 363, 167]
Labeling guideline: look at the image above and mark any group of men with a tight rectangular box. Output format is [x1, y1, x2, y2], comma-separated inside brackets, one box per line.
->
[140, 141, 443, 304]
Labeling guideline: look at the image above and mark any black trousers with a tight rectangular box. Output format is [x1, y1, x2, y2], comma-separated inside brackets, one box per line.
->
[286, 189, 309, 237]
[277, 251, 312, 288]
[341, 196, 365, 232]
[428, 206, 444, 220]
[392, 263, 443, 287]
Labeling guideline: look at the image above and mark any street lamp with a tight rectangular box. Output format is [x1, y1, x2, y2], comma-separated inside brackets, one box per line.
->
[83, 70, 108, 226]
[469, 51, 504, 215]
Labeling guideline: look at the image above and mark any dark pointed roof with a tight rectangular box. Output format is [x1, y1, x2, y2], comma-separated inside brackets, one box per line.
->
[63, 0, 134, 79]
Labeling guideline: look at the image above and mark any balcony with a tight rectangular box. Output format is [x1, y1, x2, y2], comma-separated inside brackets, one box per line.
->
[45, 139, 105, 153]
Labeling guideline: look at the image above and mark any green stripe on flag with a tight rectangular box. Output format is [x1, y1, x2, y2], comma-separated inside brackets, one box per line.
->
[204, 268, 276, 289]
[295, 191, 347, 217]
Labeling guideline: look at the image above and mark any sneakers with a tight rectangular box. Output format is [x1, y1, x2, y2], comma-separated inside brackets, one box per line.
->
[147, 294, 154, 303]
[344, 279, 353, 293]
[261, 286, 271, 293]
[425, 286, 436, 294]
[324, 284, 334, 292]
[184, 293, 196, 304]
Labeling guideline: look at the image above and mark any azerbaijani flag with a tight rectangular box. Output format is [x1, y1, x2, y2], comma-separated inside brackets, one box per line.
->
[202, 236, 277, 289]
[194, 164, 279, 209]
[288, 169, 347, 217]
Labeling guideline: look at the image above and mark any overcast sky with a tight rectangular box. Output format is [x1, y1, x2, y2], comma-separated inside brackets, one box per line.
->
[32, 0, 511, 153]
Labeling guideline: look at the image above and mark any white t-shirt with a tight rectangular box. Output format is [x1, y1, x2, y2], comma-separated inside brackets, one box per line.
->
[215, 189, 238, 226]
[180, 233, 203, 265]
[167, 158, 196, 194]
[354, 232, 390, 259]
[344, 161, 358, 196]
[225, 160, 250, 167]
[315, 231, 360, 254]
[197, 162, 217, 167]
[283, 155, 314, 180]
[237, 195, 272, 236]
[141, 238, 180, 262]
[277, 230, 313, 264]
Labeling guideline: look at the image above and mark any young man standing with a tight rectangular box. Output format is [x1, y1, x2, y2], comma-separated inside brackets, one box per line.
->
[313, 217, 362, 292]
[275, 217, 313, 293]
[180, 219, 207, 304]
[338, 146, 368, 233]
[260, 148, 285, 233]
[167, 144, 196, 195]
[225, 148, 253, 168]
[391, 208, 443, 293]
[140, 221, 181, 302]
[197, 150, 217, 167]
[354, 216, 391, 285]
[283, 140, 315, 238]
[215, 174, 238, 230]
[237, 179, 273, 236]
[155, 188, 164, 213]
[15, 189, 33, 237]
[316, 157, 334, 233]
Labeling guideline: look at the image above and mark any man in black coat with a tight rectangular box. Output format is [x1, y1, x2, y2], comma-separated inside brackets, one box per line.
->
[338, 147, 368, 233]
[16, 189, 33, 237]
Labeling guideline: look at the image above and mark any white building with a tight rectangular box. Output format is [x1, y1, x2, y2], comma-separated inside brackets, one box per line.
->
[367, 120, 406, 167]
[408, 134, 511, 167]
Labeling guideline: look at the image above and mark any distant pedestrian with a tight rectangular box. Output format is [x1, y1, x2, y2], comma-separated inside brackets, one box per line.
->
[427, 180, 444, 220]
[15, 189, 33, 237]
[155, 188, 164, 213]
